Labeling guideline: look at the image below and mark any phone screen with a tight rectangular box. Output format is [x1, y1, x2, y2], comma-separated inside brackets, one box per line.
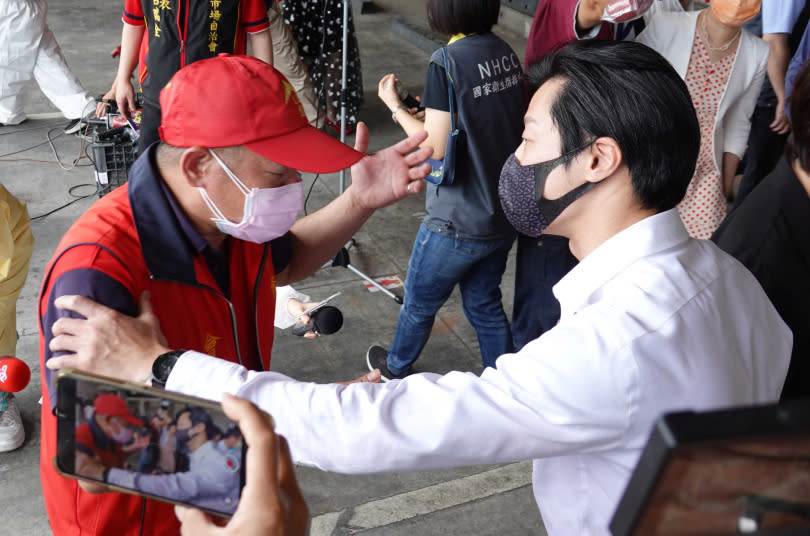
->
[55, 370, 245, 517]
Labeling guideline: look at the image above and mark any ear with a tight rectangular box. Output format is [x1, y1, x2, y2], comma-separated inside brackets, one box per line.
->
[583, 137, 623, 184]
[179, 146, 216, 188]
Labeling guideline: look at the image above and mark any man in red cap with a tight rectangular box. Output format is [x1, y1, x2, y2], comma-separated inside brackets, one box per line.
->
[37, 54, 432, 536]
[74, 393, 148, 476]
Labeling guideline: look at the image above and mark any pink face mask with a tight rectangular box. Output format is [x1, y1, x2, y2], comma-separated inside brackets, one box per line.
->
[201, 149, 303, 244]
[112, 423, 133, 444]
[601, 0, 654, 23]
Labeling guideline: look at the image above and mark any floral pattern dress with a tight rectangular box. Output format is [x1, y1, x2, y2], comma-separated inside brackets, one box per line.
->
[282, 0, 364, 126]
[679, 31, 736, 239]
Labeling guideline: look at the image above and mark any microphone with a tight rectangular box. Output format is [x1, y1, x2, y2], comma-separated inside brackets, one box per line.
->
[0, 356, 31, 393]
[292, 306, 343, 337]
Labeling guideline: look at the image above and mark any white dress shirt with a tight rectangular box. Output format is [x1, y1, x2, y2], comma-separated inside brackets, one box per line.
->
[108, 440, 241, 513]
[167, 209, 791, 536]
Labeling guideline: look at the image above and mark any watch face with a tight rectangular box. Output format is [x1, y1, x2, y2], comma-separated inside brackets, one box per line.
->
[153, 351, 181, 381]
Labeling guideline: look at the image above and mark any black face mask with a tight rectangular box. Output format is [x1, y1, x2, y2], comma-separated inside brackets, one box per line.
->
[175, 427, 192, 451]
[533, 139, 597, 225]
[499, 139, 596, 237]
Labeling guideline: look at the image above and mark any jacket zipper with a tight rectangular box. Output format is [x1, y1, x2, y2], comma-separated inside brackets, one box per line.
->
[252, 245, 271, 372]
[150, 276, 244, 367]
[177, 0, 188, 67]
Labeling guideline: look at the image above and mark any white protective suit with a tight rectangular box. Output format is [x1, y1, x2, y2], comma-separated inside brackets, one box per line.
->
[0, 0, 93, 125]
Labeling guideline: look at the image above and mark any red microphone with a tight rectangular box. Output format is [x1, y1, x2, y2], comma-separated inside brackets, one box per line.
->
[0, 357, 31, 392]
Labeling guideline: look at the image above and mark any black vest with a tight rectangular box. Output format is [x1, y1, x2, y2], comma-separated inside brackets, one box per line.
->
[425, 34, 527, 240]
[141, 0, 244, 104]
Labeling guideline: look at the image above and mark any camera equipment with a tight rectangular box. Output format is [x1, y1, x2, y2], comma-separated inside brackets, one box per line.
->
[327, 1, 404, 304]
[86, 94, 143, 197]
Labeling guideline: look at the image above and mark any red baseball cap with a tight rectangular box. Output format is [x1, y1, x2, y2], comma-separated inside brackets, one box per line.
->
[158, 54, 365, 173]
[94, 393, 143, 427]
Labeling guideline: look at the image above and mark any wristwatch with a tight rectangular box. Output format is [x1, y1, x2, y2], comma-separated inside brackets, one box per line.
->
[391, 104, 410, 125]
[149, 350, 184, 388]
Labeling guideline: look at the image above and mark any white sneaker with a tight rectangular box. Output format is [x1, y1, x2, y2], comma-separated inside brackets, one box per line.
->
[0, 394, 24, 452]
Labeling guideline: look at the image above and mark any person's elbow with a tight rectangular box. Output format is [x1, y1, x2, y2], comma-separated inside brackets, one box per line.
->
[419, 130, 447, 160]
[428, 141, 445, 161]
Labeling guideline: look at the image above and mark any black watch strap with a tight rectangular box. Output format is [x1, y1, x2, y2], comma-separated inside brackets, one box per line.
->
[151, 350, 184, 388]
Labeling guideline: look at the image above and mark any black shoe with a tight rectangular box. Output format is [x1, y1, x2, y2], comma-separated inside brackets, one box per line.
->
[64, 118, 85, 134]
[366, 345, 408, 382]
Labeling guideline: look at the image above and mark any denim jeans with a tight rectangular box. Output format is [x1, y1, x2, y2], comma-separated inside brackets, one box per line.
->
[387, 223, 514, 375]
[511, 233, 578, 351]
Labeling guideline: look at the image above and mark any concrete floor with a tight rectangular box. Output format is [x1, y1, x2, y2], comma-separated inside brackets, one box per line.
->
[0, 1, 549, 535]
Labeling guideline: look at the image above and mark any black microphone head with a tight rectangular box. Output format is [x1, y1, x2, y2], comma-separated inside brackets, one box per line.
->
[312, 306, 343, 335]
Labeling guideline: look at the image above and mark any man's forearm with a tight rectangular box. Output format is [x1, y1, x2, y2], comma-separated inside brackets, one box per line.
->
[279, 188, 374, 285]
[763, 34, 790, 103]
[107, 468, 195, 501]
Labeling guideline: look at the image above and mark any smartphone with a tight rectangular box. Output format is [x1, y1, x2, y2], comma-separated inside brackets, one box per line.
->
[294, 291, 342, 319]
[55, 369, 249, 517]
[395, 81, 423, 111]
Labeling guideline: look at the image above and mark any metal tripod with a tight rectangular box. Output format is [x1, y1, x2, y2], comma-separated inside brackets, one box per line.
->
[324, 0, 403, 304]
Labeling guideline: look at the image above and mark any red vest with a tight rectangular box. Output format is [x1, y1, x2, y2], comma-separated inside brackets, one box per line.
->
[75, 421, 127, 469]
[39, 152, 277, 536]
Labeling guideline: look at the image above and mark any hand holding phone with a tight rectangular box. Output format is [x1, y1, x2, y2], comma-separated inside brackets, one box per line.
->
[56, 370, 248, 517]
[175, 394, 310, 535]
[395, 81, 424, 112]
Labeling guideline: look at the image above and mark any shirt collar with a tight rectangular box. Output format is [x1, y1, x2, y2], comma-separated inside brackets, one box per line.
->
[128, 143, 215, 283]
[189, 439, 215, 463]
[155, 154, 231, 294]
[448, 33, 474, 45]
[89, 416, 113, 450]
[554, 209, 690, 318]
[158, 179, 209, 255]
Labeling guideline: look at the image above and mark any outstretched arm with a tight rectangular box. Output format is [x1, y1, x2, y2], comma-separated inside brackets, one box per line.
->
[47, 292, 380, 385]
[276, 123, 432, 286]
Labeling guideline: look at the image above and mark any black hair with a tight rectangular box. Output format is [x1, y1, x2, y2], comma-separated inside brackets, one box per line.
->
[177, 407, 217, 440]
[526, 40, 700, 213]
[786, 60, 810, 172]
[425, 0, 500, 36]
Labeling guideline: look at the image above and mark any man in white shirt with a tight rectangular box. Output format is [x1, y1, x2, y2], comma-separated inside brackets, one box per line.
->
[79, 406, 242, 515]
[47, 41, 792, 536]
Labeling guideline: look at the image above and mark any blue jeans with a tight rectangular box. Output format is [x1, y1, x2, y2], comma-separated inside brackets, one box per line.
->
[511, 234, 578, 351]
[387, 224, 514, 375]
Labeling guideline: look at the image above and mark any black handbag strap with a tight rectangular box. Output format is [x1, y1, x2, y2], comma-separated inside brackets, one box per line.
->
[441, 47, 456, 132]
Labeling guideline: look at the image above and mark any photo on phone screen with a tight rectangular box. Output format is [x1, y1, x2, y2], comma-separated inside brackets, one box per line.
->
[55, 370, 245, 517]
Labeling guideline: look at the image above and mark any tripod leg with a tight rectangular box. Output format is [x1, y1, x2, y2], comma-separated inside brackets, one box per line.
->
[345, 263, 403, 304]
